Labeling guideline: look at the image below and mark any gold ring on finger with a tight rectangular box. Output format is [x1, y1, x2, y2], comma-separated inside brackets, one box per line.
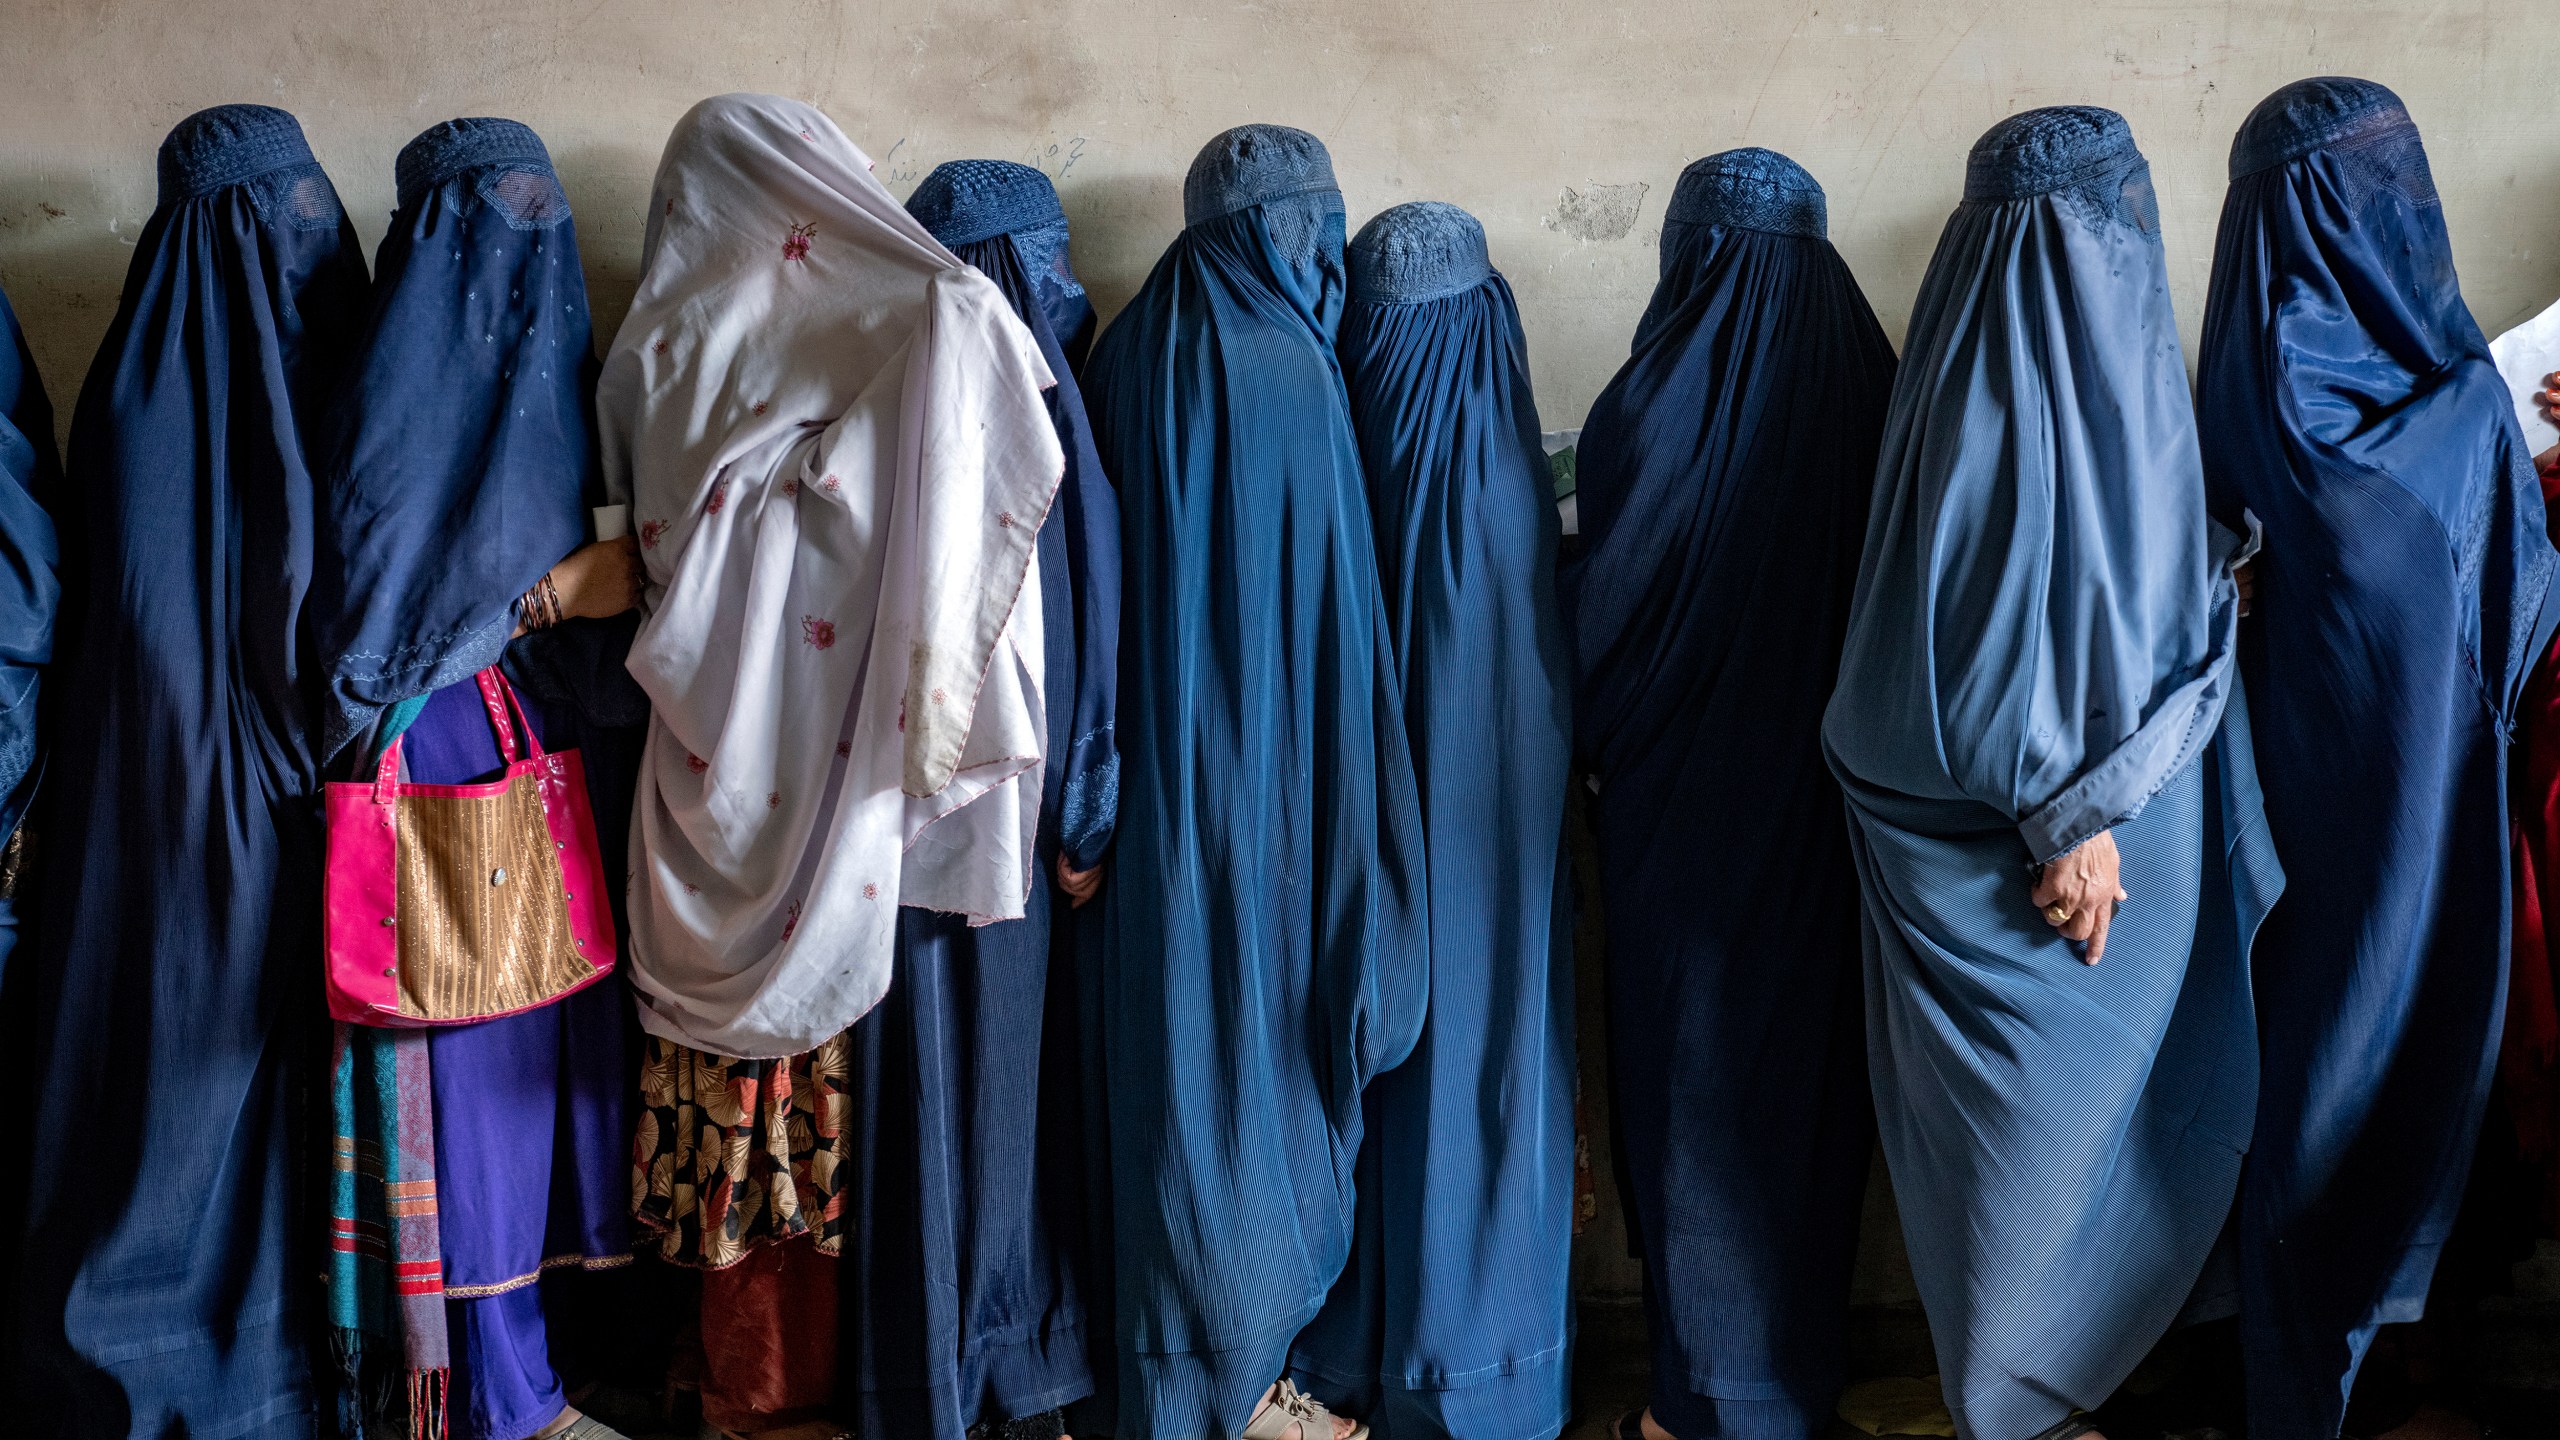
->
[2046, 903, 2073, 925]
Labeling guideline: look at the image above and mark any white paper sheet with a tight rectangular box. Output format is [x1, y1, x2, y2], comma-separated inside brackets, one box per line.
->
[2490, 295, 2560, 450]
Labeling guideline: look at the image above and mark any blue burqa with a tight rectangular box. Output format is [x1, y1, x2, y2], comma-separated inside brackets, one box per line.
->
[3, 104, 371, 1438]
[0, 282, 62, 990]
[1562, 150, 1889, 1440]
[1286, 202, 1574, 1440]
[2195, 78, 2559, 1440]
[1823, 108, 2282, 1440]
[310, 117, 638, 1440]
[806, 158, 1122, 1440]
[1083, 125, 1430, 1440]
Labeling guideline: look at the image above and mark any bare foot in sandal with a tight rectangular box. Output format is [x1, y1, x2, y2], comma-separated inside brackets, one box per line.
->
[1241, 1380, 1362, 1440]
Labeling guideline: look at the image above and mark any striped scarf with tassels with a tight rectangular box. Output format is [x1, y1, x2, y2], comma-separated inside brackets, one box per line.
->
[328, 1020, 451, 1440]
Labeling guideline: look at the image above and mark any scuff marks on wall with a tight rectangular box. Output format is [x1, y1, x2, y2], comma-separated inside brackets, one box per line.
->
[1545, 180, 1648, 242]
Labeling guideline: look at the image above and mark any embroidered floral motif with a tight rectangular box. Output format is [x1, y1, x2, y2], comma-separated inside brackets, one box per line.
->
[861, 883, 879, 900]
[750, 401, 768, 417]
[782, 221, 816, 262]
[684, 753, 708, 775]
[780, 900, 802, 943]
[682, 882, 701, 896]
[664, 198, 674, 216]
[639, 519, 668, 551]
[706, 482, 728, 516]
[766, 791, 782, 810]
[653, 338, 669, 356]
[801, 616, 836, 650]
[931, 688, 948, 705]
[997, 510, 1017, 529]
[835, 740, 851, 759]
[821, 474, 842, 493]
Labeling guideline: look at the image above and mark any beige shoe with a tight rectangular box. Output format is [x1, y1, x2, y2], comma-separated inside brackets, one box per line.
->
[1240, 1380, 1367, 1440]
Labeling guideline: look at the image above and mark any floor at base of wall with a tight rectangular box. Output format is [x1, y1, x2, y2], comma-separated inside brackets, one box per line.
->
[569, 1289, 2560, 1440]
[1565, 1295, 2560, 1440]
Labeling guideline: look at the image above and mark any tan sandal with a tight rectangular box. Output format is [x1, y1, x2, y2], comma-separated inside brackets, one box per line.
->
[1241, 1380, 1367, 1440]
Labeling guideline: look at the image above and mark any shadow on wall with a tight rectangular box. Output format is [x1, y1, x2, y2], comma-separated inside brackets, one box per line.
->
[1055, 168, 1183, 330]
[555, 141, 681, 347]
[0, 168, 137, 438]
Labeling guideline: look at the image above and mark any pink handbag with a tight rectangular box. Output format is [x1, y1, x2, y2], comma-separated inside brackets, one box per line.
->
[323, 668, 618, 1027]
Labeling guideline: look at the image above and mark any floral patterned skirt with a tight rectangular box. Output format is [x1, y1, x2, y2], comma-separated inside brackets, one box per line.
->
[634, 1031, 851, 1268]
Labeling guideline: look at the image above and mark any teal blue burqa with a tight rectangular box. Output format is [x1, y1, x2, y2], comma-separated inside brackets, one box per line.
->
[1082, 125, 1429, 1440]
[1287, 202, 1575, 1440]
[1823, 107, 2283, 1440]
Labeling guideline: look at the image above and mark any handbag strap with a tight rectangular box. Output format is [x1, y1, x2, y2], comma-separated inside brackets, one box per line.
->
[370, 669, 547, 807]
[473, 668, 547, 765]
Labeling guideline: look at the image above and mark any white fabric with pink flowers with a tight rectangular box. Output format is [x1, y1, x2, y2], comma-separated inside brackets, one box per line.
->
[599, 92, 1061, 1059]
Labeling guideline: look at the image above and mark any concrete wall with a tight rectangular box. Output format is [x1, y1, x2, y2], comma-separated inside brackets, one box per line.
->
[2, 0, 2556, 439]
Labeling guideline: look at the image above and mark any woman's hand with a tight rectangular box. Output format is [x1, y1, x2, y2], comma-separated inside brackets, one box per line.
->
[2032, 831, 2126, 966]
[2537, 371, 2560, 433]
[1056, 854, 1104, 909]
[550, 536, 645, 621]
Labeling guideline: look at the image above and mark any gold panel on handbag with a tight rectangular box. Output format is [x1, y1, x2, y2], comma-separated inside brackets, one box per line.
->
[323, 669, 620, 1028]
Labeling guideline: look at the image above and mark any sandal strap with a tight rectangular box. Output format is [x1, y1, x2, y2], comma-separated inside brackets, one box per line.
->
[1240, 1381, 1345, 1440]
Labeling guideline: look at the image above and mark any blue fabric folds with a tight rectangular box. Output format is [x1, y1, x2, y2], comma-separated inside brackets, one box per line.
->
[1823, 108, 2281, 1440]
[309, 116, 597, 762]
[1284, 202, 1574, 1440]
[3, 104, 371, 1438]
[0, 285, 60, 869]
[2196, 77, 2558, 1440]
[1561, 149, 1890, 1440]
[1083, 125, 1428, 1440]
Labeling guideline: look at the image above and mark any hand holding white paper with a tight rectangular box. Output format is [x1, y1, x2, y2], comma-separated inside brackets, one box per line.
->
[2490, 294, 2560, 450]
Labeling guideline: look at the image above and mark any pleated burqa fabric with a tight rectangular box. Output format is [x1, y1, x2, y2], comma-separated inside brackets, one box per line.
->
[2, 104, 371, 1437]
[1823, 108, 2281, 1440]
[1285, 202, 1574, 1440]
[2196, 77, 2559, 1440]
[0, 282, 61, 990]
[789, 158, 1122, 1440]
[1561, 150, 1889, 1440]
[1083, 125, 1429, 1440]
[308, 117, 638, 1440]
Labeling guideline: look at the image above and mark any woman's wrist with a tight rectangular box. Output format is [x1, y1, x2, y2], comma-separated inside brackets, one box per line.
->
[520, 570, 565, 631]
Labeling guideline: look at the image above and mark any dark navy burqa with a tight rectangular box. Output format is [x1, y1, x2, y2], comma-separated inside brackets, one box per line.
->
[311, 118, 640, 1440]
[0, 282, 62, 989]
[2196, 78, 2560, 1440]
[2, 105, 371, 1438]
[310, 116, 597, 762]
[1083, 125, 1429, 1440]
[803, 159, 1123, 1440]
[1561, 151, 1888, 1440]
[1286, 202, 1574, 1440]
[1825, 109, 2279, 1440]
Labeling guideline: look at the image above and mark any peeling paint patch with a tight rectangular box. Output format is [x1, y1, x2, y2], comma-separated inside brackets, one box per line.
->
[1545, 181, 1649, 243]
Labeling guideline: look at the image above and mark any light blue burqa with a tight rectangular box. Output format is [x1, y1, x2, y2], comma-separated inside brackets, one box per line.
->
[1822, 107, 2283, 1440]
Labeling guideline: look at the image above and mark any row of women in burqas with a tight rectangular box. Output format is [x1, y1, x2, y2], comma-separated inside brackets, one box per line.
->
[0, 94, 1573, 1440]
[0, 69, 2547, 1440]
